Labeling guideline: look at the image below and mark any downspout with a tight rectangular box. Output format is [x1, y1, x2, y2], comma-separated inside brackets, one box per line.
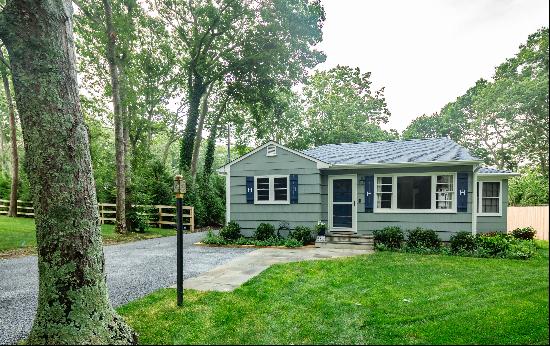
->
[472, 164, 481, 235]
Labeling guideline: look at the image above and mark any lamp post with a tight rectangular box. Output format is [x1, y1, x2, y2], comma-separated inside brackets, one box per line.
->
[173, 175, 186, 306]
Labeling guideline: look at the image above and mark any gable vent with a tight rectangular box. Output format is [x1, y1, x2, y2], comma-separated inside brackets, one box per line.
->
[266, 144, 277, 157]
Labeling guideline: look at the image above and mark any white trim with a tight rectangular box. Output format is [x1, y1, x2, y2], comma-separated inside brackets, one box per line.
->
[217, 141, 330, 173]
[472, 165, 480, 235]
[327, 160, 483, 170]
[254, 175, 290, 204]
[478, 173, 520, 177]
[225, 166, 231, 224]
[373, 172, 457, 213]
[328, 174, 357, 233]
[477, 180, 502, 217]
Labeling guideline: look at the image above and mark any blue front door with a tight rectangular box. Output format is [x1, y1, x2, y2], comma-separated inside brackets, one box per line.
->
[329, 175, 357, 232]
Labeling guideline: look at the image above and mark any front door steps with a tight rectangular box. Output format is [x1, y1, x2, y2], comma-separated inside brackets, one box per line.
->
[315, 230, 374, 250]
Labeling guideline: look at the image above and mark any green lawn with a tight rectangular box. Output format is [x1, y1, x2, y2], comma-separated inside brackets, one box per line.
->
[0, 215, 176, 257]
[118, 245, 549, 345]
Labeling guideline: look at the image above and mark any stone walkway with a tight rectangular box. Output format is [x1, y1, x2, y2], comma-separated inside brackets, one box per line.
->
[180, 246, 372, 291]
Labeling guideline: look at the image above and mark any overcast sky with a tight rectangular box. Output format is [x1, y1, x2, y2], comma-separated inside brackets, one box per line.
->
[315, 0, 549, 132]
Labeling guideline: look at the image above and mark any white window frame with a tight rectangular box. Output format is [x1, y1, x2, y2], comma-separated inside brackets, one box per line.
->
[477, 180, 502, 217]
[373, 172, 457, 213]
[254, 175, 289, 204]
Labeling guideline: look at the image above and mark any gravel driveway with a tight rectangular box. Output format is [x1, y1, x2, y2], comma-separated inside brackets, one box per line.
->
[0, 232, 253, 345]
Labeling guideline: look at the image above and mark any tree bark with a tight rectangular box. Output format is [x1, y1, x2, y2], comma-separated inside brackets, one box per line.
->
[0, 0, 137, 344]
[102, 0, 126, 233]
[180, 73, 206, 171]
[0, 49, 18, 217]
[190, 83, 213, 179]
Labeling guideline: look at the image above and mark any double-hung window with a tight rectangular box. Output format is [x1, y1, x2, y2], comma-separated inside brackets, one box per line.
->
[477, 181, 501, 216]
[374, 173, 456, 212]
[254, 176, 289, 204]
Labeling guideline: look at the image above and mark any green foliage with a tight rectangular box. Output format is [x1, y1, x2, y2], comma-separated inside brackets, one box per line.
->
[254, 223, 276, 241]
[181, 172, 225, 228]
[511, 227, 537, 241]
[406, 228, 441, 250]
[314, 221, 327, 236]
[473, 233, 536, 259]
[509, 168, 549, 206]
[373, 226, 404, 250]
[283, 238, 302, 248]
[403, 27, 549, 175]
[202, 230, 227, 245]
[449, 232, 477, 253]
[125, 206, 151, 233]
[288, 226, 313, 245]
[219, 221, 241, 241]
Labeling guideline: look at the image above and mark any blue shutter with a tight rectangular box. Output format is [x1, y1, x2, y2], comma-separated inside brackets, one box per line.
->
[365, 175, 374, 213]
[290, 174, 298, 204]
[246, 176, 254, 204]
[457, 172, 468, 212]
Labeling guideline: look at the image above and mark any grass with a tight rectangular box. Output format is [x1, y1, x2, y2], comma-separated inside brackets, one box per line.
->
[0, 215, 176, 257]
[118, 245, 549, 345]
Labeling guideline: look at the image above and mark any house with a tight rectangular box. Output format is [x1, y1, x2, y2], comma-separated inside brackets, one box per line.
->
[217, 138, 519, 248]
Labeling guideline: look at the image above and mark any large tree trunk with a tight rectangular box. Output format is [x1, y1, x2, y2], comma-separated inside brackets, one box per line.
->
[102, 0, 127, 233]
[0, 0, 137, 344]
[190, 84, 213, 179]
[180, 73, 206, 171]
[0, 49, 18, 217]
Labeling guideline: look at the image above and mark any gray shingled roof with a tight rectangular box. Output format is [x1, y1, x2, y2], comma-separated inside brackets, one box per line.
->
[302, 138, 481, 165]
[479, 167, 515, 174]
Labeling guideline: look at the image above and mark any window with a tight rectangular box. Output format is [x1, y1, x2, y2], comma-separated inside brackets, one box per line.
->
[478, 181, 501, 215]
[397, 176, 431, 209]
[435, 175, 454, 210]
[373, 173, 456, 212]
[254, 176, 289, 204]
[376, 176, 393, 209]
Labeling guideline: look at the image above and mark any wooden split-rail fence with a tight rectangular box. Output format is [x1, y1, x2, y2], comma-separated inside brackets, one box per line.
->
[0, 199, 194, 232]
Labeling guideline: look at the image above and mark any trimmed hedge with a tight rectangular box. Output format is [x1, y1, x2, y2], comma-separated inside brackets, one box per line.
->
[406, 228, 441, 250]
[254, 223, 276, 241]
[289, 226, 314, 245]
[511, 226, 537, 240]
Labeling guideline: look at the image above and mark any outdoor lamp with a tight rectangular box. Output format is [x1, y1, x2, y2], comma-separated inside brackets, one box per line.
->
[173, 175, 186, 198]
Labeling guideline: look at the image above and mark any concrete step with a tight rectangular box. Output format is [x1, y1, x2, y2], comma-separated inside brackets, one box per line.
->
[315, 242, 374, 250]
[326, 237, 373, 245]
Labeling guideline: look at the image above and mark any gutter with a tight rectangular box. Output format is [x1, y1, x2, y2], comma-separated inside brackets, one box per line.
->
[322, 160, 483, 170]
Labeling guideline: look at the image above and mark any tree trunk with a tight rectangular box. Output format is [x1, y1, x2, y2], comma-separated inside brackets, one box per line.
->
[190, 83, 213, 179]
[203, 97, 228, 177]
[102, 0, 126, 233]
[0, 49, 18, 217]
[0, 0, 137, 344]
[180, 73, 206, 171]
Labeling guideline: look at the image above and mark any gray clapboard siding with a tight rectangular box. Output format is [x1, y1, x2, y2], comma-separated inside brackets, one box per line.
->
[230, 145, 323, 234]
[477, 180, 508, 232]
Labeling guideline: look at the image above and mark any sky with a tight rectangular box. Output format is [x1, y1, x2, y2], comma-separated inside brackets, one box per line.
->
[315, 0, 549, 132]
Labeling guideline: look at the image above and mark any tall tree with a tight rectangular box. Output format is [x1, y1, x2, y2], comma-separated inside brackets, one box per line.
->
[153, 0, 325, 171]
[0, 0, 137, 343]
[297, 65, 395, 148]
[0, 47, 17, 216]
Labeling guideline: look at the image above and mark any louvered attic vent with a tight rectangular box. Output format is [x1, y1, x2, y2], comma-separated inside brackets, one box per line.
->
[266, 144, 277, 157]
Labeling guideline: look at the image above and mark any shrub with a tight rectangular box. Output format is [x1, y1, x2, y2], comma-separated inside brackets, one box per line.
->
[449, 231, 477, 253]
[373, 226, 404, 249]
[406, 228, 441, 249]
[284, 238, 302, 248]
[289, 226, 313, 245]
[126, 206, 151, 233]
[219, 221, 241, 241]
[202, 229, 227, 245]
[474, 233, 511, 257]
[511, 226, 537, 240]
[507, 239, 537, 260]
[254, 223, 276, 241]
